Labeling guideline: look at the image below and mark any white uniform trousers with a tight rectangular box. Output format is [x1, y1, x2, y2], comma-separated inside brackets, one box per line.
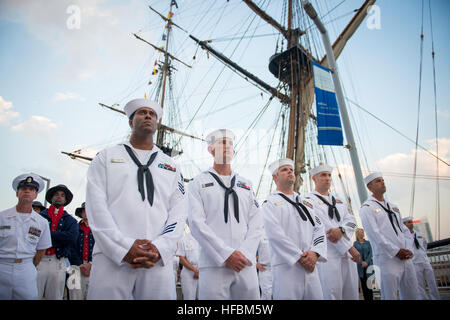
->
[198, 265, 260, 300]
[375, 256, 420, 300]
[180, 268, 198, 300]
[272, 263, 323, 300]
[36, 255, 66, 300]
[258, 267, 272, 300]
[87, 253, 176, 300]
[414, 262, 440, 300]
[318, 256, 359, 300]
[67, 266, 90, 300]
[0, 258, 37, 300]
[173, 260, 177, 281]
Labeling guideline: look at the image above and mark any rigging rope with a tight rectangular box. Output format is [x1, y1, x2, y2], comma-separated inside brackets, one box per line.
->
[256, 107, 283, 197]
[320, 0, 347, 21]
[428, 0, 440, 240]
[410, 0, 425, 218]
[177, 2, 263, 141]
[340, 62, 371, 173]
[346, 97, 449, 167]
[235, 96, 274, 154]
[329, 145, 355, 214]
[202, 3, 269, 125]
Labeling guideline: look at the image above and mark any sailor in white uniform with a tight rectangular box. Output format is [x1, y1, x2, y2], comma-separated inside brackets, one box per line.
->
[256, 232, 272, 300]
[261, 159, 327, 300]
[403, 216, 440, 300]
[85, 98, 188, 300]
[359, 172, 419, 300]
[188, 129, 263, 300]
[0, 173, 52, 300]
[176, 230, 200, 300]
[306, 164, 360, 300]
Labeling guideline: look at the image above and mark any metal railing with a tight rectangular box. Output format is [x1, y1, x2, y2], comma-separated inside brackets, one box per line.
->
[428, 249, 450, 289]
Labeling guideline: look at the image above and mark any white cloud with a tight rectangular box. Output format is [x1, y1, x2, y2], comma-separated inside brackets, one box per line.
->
[0, 96, 19, 125]
[377, 138, 450, 176]
[52, 92, 86, 102]
[374, 138, 450, 240]
[329, 139, 450, 240]
[11, 115, 61, 135]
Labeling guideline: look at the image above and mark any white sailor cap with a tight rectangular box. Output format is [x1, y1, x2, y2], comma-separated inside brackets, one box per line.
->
[124, 98, 163, 120]
[364, 172, 383, 186]
[268, 158, 294, 175]
[12, 173, 45, 193]
[402, 216, 414, 223]
[206, 129, 236, 146]
[310, 164, 333, 177]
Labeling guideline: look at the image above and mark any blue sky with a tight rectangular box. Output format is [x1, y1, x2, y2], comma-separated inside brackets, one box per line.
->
[0, 0, 449, 240]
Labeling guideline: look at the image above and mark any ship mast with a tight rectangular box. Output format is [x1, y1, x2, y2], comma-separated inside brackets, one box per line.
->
[243, 0, 376, 191]
[62, 1, 377, 194]
[157, 1, 174, 147]
[134, 3, 192, 155]
[62, 2, 197, 163]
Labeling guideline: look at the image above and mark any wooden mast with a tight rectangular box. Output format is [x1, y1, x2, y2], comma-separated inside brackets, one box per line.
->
[157, 1, 174, 146]
[294, 0, 376, 191]
[244, 0, 376, 191]
[63, 0, 378, 189]
[286, 0, 296, 161]
[286, 0, 308, 190]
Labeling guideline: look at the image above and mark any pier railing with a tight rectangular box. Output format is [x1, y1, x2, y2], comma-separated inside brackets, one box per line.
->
[428, 249, 450, 289]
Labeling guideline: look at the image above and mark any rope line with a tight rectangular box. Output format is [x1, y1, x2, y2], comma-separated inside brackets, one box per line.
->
[410, 0, 425, 218]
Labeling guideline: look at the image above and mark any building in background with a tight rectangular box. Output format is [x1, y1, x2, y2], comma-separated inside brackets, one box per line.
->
[414, 217, 433, 243]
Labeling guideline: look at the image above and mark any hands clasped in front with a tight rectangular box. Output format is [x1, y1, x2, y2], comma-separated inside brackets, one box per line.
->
[298, 251, 319, 273]
[79, 263, 92, 277]
[326, 227, 343, 243]
[225, 250, 249, 272]
[348, 246, 361, 263]
[396, 248, 413, 260]
[123, 239, 161, 269]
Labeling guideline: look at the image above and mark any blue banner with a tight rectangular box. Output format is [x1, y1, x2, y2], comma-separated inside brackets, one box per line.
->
[312, 61, 343, 146]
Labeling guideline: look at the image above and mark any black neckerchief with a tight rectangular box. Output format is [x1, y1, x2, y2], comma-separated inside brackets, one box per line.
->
[124, 145, 158, 206]
[277, 193, 315, 226]
[209, 172, 239, 223]
[313, 193, 341, 222]
[373, 200, 401, 236]
[414, 233, 420, 249]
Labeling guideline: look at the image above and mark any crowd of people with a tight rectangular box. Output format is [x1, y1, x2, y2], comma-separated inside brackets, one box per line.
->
[0, 98, 441, 300]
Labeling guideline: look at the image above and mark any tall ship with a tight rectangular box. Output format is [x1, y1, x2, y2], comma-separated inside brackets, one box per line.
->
[62, 0, 446, 241]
